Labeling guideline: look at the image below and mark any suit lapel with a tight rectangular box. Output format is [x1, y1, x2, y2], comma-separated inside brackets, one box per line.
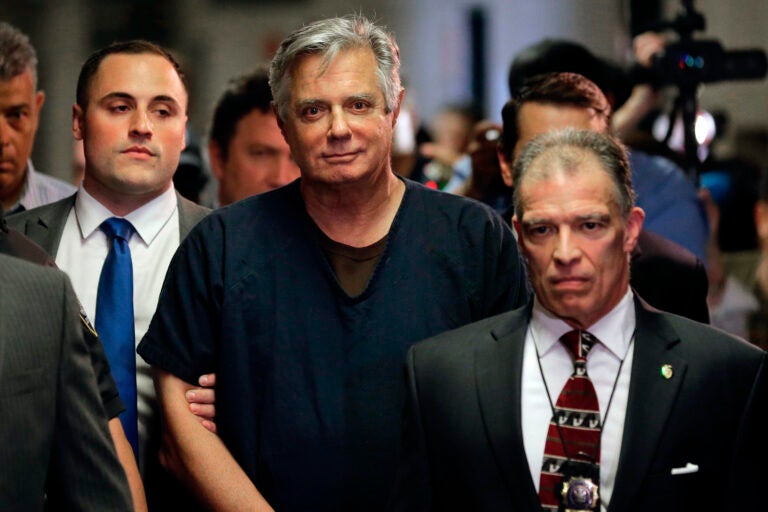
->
[475, 303, 541, 510]
[21, 195, 75, 257]
[609, 297, 687, 511]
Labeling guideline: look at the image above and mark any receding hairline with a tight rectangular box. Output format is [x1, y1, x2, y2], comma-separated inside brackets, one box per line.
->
[516, 144, 622, 215]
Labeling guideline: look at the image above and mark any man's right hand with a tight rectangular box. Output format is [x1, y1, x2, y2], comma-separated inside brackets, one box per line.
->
[186, 373, 217, 433]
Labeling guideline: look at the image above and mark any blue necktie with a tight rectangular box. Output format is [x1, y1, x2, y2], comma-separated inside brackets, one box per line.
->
[95, 217, 138, 459]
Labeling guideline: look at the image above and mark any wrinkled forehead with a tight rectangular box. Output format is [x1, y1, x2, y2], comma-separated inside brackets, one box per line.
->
[518, 146, 618, 210]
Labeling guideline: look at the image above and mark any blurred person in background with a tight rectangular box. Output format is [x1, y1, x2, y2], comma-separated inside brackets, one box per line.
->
[0, 22, 75, 213]
[206, 66, 299, 207]
[507, 38, 709, 262]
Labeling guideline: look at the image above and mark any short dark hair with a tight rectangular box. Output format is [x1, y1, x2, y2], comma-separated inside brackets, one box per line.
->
[508, 39, 631, 109]
[209, 66, 273, 161]
[76, 40, 187, 109]
[0, 22, 38, 87]
[499, 72, 611, 162]
[513, 128, 635, 219]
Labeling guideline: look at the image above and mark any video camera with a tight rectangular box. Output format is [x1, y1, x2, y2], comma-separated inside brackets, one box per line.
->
[634, 0, 767, 88]
[632, 0, 766, 180]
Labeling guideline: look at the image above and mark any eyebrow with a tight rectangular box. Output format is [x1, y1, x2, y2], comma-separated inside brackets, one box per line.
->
[98, 92, 181, 107]
[295, 93, 379, 108]
[521, 212, 610, 227]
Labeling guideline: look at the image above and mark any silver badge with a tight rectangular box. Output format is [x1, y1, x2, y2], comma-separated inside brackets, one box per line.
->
[561, 476, 599, 511]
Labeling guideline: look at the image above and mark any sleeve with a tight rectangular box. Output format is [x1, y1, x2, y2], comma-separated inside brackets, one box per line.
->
[477, 207, 531, 317]
[46, 273, 134, 510]
[138, 216, 223, 384]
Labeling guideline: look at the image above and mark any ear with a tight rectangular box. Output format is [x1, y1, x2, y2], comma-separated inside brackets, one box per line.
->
[208, 140, 225, 181]
[181, 116, 188, 152]
[497, 145, 514, 187]
[34, 90, 45, 114]
[391, 88, 406, 127]
[72, 104, 85, 141]
[623, 207, 645, 253]
[512, 214, 528, 255]
[755, 201, 768, 242]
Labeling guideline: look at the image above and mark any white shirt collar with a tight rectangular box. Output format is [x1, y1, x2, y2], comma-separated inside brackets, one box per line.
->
[74, 184, 178, 246]
[531, 288, 636, 359]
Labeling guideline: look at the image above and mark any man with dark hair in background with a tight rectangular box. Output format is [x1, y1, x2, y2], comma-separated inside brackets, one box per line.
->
[498, 72, 709, 323]
[507, 39, 709, 262]
[0, 22, 75, 213]
[207, 66, 300, 207]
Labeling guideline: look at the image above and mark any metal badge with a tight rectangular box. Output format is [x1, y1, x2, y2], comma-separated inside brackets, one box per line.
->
[661, 364, 674, 379]
[561, 476, 600, 511]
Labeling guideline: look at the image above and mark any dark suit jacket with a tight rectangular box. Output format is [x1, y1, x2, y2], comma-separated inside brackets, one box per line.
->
[0, 254, 133, 511]
[390, 297, 767, 511]
[7, 191, 209, 511]
[632, 230, 709, 324]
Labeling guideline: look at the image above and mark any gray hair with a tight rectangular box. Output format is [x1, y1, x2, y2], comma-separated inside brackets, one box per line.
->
[269, 14, 401, 120]
[513, 128, 635, 218]
[0, 22, 38, 88]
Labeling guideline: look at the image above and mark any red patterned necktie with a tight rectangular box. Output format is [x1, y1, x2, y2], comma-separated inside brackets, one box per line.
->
[538, 330, 601, 511]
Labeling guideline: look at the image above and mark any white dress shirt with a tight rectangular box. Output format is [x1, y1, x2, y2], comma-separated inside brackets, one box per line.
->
[521, 289, 636, 511]
[55, 184, 180, 472]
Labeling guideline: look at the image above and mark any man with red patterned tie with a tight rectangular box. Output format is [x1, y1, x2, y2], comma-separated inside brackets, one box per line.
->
[389, 129, 767, 512]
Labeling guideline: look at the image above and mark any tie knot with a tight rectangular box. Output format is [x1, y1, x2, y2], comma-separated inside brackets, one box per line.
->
[100, 217, 134, 242]
[560, 330, 598, 362]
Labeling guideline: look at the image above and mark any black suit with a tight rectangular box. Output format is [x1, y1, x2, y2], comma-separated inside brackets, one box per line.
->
[632, 230, 709, 323]
[390, 297, 767, 511]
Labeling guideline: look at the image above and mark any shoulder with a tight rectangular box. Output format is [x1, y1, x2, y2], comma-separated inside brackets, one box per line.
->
[177, 193, 210, 219]
[400, 179, 513, 242]
[410, 305, 527, 362]
[634, 231, 700, 267]
[6, 194, 76, 231]
[0, 252, 66, 292]
[176, 192, 211, 238]
[640, 301, 765, 365]
[0, 227, 55, 265]
[404, 178, 502, 217]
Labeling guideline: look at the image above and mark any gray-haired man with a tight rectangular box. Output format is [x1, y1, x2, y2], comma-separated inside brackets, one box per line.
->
[139, 14, 529, 512]
[0, 22, 75, 213]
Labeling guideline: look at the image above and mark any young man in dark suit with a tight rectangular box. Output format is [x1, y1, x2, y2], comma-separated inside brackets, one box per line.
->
[8, 40, 210, 510]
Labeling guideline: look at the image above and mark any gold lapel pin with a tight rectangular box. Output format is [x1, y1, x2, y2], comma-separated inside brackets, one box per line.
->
[660, 364, 674, 380]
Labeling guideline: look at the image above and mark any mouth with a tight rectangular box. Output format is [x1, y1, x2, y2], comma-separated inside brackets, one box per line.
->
[322, 150, 360, 164]
[549, 276, 590, 290]
[122, 146, 155, 158]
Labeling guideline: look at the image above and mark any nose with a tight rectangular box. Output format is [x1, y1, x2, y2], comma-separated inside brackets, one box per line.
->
[328, 106, 351, 140]
[129, 109, 153, 139]
[553, 228, 581, 265]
